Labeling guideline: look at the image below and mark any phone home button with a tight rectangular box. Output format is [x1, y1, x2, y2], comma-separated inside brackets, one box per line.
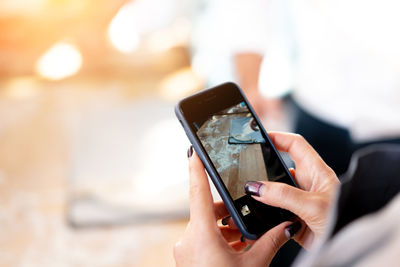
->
[241, 205, 251, 216]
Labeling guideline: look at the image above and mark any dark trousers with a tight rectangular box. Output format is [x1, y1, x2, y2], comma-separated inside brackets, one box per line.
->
[291, 97, 400, 176]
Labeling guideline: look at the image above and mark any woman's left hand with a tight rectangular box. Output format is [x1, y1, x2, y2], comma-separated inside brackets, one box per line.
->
[173, 149, 293, 267]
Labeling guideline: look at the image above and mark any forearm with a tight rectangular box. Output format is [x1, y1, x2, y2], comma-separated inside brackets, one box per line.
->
[234, 52, 263, 93]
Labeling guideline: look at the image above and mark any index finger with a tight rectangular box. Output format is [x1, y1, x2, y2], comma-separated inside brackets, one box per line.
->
[188, 150, 216, 225]
[214, 201, 229, 220]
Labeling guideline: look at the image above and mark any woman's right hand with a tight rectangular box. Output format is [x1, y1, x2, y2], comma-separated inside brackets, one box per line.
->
[244, 132, 340, 249]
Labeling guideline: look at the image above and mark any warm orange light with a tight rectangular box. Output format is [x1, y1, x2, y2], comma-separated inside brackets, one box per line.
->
[4, 76, 39, 98]
[146, 18, 191, 53]
[159, 67, 203, 100]
[108, 5, 140, 53]
[35, 42, 82, 80]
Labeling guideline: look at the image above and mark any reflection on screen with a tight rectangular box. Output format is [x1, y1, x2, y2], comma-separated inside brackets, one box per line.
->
[194, 101, 290, 201]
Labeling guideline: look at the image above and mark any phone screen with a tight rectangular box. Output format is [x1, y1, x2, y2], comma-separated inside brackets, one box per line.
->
[192, 100, 295, 234]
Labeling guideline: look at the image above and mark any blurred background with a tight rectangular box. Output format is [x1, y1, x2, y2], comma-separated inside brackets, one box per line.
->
[1, 0, 400, 266]
[0, 0, 204, 266]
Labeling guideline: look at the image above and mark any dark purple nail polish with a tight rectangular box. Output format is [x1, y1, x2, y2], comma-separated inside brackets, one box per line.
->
[221, 216, 230, 226]
[187, 146, 193, 158]
[244, 181, 264, 197]
[285, 221, 301, 239]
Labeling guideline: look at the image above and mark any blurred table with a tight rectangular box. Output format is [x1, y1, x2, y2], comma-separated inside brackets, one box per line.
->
[0, 75, 190, 266]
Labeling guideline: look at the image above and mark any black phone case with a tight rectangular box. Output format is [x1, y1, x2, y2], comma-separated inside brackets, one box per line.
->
[175, 82, 295, 240]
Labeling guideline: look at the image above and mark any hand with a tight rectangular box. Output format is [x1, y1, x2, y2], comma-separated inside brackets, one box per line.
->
[244, 132, 340, 249]
[174, 149, 294, 267]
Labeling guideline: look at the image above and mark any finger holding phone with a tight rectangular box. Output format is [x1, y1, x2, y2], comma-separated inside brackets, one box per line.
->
[174, 83, 340, 265]
[174, 150, 293, 267]
[244, 132, 340, 249]
[174, 133, 339, 266]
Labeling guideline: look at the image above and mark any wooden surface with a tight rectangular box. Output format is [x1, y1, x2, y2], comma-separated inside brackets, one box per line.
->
[237, 144, 268, 197]
[198, 114, 240, 199]
[198, 112, 268, 200]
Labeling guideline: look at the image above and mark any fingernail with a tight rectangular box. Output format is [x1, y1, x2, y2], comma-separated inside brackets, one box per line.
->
[187, 146, 193, 158]
[285, 221, 301, 239]
[244, 181, 265, 197]
[221, 216, 230, 226]
[240, 235, 245, 243]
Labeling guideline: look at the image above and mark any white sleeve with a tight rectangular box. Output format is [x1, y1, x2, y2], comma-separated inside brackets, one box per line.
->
[258, 0, 295, 98]
[191, 0, 271, 85]
[218, 0, 271, 54]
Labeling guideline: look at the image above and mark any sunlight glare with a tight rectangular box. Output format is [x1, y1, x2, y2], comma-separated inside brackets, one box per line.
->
[159, 67, 203, 100]
[35, 42, 82, 80]
[108, 4, 140, 53]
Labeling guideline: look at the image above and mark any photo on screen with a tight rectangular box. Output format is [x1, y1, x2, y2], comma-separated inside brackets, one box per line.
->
[194, 101, 289, 201]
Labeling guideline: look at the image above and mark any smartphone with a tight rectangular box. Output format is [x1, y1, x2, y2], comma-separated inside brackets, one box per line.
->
[175, 82, 297, 240]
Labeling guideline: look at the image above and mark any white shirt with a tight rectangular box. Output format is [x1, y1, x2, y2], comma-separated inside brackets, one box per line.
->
[259, 0, 400, 141]
[191, 0, 271, 86]
[193, 0, 400, 141]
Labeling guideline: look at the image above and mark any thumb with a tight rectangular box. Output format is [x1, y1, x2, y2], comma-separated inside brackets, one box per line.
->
[245, 181, 313, 221]
[187, 147, 215, 224]
[246, 221, 291, 265]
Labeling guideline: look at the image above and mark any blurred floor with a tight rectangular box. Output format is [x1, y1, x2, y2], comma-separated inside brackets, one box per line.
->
[0, 67, 193, 266]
